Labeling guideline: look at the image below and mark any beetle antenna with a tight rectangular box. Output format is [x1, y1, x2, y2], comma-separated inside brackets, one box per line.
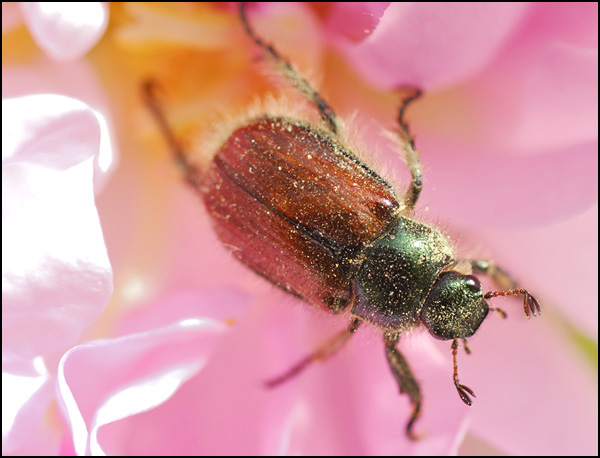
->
[484, 289, 541, 319]
[452, 339, 475, 405]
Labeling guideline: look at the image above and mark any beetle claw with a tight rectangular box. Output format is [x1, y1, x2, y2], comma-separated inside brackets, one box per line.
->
[455, 383, 476, 406]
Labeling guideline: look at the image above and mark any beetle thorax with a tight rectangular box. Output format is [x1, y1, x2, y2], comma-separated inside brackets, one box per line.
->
[351, 216, 454, 331]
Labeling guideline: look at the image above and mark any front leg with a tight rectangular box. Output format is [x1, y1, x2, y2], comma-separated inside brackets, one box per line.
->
[384, 331, 422, 441]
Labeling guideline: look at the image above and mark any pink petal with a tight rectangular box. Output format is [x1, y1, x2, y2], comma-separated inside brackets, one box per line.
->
[515, 43, 598, 151]
[115, 288, 251, 337]
[420, 137, 597, 228]
[324, 3, 388, 42]
[451, 26, 598, 156]
[461, 307, 598, 455]
[2, 2, 22, 34]
[2, 358, 56, 454]
[2, 95, 113, 361]
[94, 294, 302, 455]
[335, 3, 530, 89]
[18, 2, 108, 61]
[57, 317, 232, 455]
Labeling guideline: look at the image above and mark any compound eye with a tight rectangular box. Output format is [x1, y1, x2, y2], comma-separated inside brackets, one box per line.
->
[465, 275, 481, 293]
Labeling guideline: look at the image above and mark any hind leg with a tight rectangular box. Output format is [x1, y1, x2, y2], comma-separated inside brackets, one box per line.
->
[142, 81, 203, 189]
[396, 88, 424, 214]
[239, 3, 339, 134]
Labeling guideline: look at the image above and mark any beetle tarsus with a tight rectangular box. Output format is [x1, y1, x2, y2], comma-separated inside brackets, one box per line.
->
[406, 401, 422, 441]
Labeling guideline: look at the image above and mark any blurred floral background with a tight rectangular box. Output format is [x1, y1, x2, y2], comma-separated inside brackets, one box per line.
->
[3, 2, 597, 455]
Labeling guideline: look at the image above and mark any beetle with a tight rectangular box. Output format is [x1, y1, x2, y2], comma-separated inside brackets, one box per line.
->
[143, 3, 541, 440]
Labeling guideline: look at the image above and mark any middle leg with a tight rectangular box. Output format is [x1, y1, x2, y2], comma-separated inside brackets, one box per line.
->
[384, 331, 422, 440]
[396, 88, 424, 214]
[265, 318, 362, 387]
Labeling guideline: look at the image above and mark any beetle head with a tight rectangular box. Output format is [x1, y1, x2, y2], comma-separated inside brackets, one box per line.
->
[420, 271, 489, 340]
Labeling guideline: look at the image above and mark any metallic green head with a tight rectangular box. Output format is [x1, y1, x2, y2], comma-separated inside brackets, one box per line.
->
[420, 271, 489, 340]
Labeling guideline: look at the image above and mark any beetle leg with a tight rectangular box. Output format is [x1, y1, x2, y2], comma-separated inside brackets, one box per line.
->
[396, 88, 423, 213]
[469, 259, 518, 290]
[142, 80, 203, 189]
[383, 331, 422, 441]
[461, 338, 471, 354]
[239, 3, 338, 134]
[469, 259, 541, 318]
[265, 318, 362, 388]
